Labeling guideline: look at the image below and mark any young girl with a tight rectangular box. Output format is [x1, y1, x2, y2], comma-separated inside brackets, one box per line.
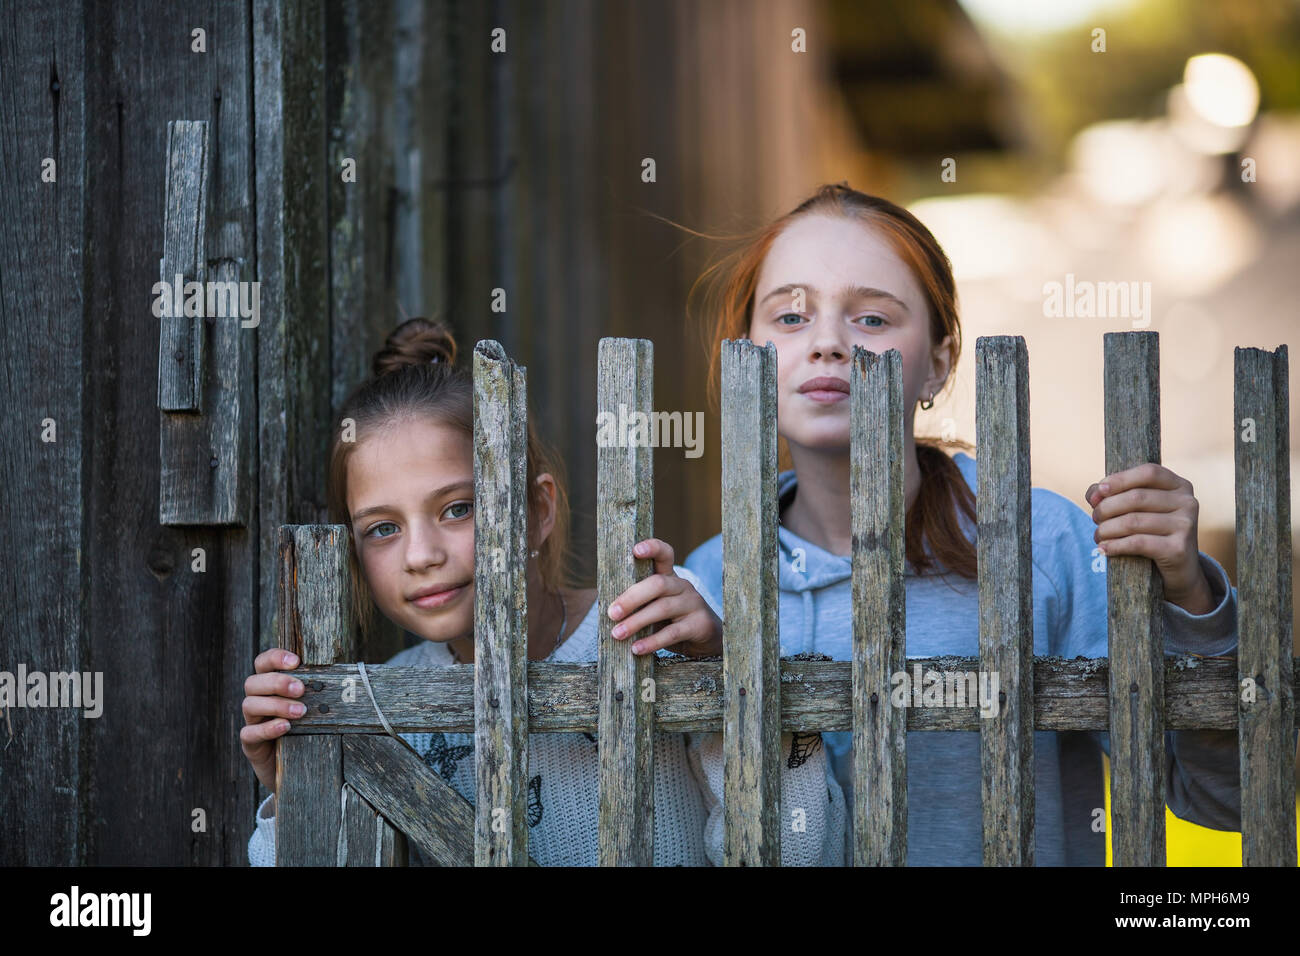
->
[240, 317, 847, 866]
[622, 183, 1244, 865]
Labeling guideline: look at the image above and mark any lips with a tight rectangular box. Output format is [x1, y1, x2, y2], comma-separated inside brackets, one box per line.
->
[408, 583, 468, 608]
[798, 376, 849, 394]
[798, 376, 850, 403]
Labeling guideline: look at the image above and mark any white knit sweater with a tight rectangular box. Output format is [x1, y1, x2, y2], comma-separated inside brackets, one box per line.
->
[249, 569, 847, 866]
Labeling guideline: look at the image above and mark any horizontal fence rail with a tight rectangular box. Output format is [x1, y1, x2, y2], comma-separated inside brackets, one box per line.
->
[274, 333, 1295, 867]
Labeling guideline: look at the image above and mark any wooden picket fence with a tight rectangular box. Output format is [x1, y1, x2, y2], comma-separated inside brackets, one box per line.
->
[273, 333, 1295, 867]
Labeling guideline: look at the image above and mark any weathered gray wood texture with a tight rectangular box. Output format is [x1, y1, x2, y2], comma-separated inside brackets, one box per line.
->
[472, 341, 531, 865]
[596, 338, 656, 865]
[339, 783, 408, 866]
[975, 337, 1035, 865]
[1234, 345, 1296, 866]
[1103, 331, 1167, 866]
[276, 525, 356, 865]
[73, 0, 258, 866]
[851, 347, 907, 866]
[278, 655, 1289, 734]
[157, 119, 208, 413]
[157, 118, 252, 528]
[0, 0, 86, 866]
[720, 340, 781, 865]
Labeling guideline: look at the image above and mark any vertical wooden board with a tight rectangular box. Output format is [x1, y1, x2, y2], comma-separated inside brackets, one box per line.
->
[276, 735, 342, 866]
[323, 0, 403, 665]
[376, 810, 409, 866]
[851, 346, 907, 866]
[473, 341, 530, 865]
[276, 525, 356, 865]
[157, 120, 207, 413]
[543, 0, 600, 587]
[75, 0, 257, 865]
[445, 0, 500, 345]
[596, 338, 656, 866]
[720, 340, 781, 866]
[975, 336, 1035, 865]
[204, 3, 259, 862]
[1102, 331, 1166, 866]
[499, 0, 542, 432]
[338, 782, 408, 866]
[255, 0, 332, 672]
[0, 0, 85, 866]
[1234, 345, 1295, 866]
[326, 0, 397, 415]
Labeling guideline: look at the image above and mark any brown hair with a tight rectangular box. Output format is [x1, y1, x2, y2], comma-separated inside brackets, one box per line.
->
[684, 183, 977, 579]
[326, 317, 572, 640]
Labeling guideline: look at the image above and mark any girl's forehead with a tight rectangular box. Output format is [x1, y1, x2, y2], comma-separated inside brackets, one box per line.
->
[756, 214, 924, 306]
[347, 418, 472, 502]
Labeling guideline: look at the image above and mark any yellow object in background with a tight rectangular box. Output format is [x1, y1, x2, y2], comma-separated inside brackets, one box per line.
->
[1101, 753, 1300, 866]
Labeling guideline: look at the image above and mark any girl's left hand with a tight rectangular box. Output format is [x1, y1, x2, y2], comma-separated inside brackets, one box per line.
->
[607, 538, 724, 657]
[1085, 463, 1215, 615]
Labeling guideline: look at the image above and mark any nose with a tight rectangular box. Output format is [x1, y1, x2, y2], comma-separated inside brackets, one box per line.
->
[807, 323, 850, 363]
[403, 518, 447, 573]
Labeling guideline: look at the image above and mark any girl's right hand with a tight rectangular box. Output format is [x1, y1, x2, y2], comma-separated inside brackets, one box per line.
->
[240, 648, 305, 795]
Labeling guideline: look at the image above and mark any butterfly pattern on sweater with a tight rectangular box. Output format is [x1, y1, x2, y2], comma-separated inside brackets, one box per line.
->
[787, 732, 822, 769]
[527, 774, 543, 827]
[421, 733, 473, 782]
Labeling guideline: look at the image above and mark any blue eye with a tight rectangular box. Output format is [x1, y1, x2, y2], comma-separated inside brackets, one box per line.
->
[856, 314, 886, 327]
[776, 313, 804, 326]
[444, 501, 472, 520]
[366, 521, 398, 539]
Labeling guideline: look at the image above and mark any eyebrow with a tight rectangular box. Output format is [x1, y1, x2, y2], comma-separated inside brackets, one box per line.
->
[757, 282, 911, 314]
[351, 479, 475, 524]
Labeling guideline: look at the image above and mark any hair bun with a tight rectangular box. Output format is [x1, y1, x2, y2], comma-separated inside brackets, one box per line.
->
[372, 317, 458, 377]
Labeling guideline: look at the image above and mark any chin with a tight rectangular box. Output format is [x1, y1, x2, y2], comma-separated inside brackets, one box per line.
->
[785, 429, 852, 454]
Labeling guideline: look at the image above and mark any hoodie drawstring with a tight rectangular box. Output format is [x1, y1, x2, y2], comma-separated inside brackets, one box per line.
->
[802, 590, 815, 654]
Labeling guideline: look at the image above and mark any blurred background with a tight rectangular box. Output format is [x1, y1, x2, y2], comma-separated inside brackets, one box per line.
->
[395, 0, 1300, 619]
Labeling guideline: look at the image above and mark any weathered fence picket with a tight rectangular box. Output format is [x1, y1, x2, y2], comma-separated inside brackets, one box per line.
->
[976, 336, 1035, 866]
[1234, 345, 1296, 867]
[1103, 332, 1167, 866]
[851, 346, 907, 866]
[596, 337, 657, 865]
[275, 525, 355, 866]
[270, 332, 1296, 868]
[720, 340, 782, 865]
[472, 341, 531, 866]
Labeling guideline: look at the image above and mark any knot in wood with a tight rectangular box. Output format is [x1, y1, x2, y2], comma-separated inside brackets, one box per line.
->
[490, 697, 499, 708]
[318, 703, 329, 713]
[615, 691, 624, 702]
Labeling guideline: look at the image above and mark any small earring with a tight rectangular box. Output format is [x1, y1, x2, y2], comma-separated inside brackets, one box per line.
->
[920, 392, 935, 411]
[529, 549, 539, 559]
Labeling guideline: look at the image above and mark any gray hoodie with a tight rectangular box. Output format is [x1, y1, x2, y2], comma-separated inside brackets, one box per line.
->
[685, 450, 1244, 865]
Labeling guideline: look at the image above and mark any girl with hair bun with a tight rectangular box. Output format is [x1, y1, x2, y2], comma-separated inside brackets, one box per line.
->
[239, 316, 847, 866]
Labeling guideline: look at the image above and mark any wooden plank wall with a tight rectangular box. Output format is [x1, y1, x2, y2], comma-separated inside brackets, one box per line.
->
[80, 0, 258, 866]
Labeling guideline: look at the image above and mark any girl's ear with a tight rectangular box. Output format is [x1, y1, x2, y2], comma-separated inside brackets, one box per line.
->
[926, 333, 954, 397]
[532, 473, 558, 549]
